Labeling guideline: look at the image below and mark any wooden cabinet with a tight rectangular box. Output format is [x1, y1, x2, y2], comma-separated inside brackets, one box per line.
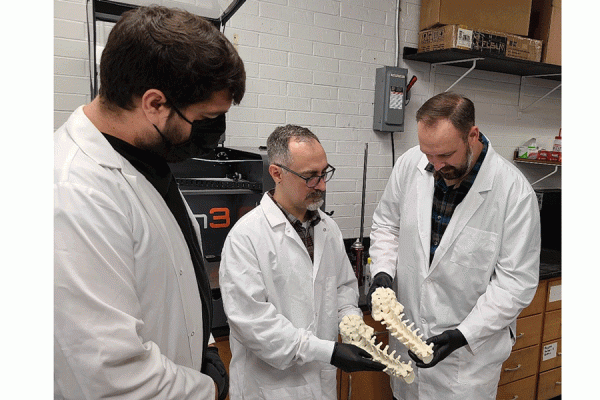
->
[213, 336, 232, 400]
[537, 278, 561, 400]
[512, 313, 543, 350]
[499, 345, 540, 386]
[539, 338, 561, 373]
[496, 375, 537, 400]
[338, 313, 393, 400]
[496, 277, 561, 400]
[497, 283, 545, 398]
[537, 367, 562, 400]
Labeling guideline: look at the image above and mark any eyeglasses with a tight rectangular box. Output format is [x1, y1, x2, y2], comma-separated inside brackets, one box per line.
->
[275, 163, 336, 188]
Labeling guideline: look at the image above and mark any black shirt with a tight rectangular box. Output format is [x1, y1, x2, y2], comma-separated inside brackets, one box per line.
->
[102, 134, 213, 368]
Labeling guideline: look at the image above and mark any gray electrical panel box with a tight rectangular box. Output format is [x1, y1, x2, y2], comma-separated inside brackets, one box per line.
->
[373, 66, 408, 132]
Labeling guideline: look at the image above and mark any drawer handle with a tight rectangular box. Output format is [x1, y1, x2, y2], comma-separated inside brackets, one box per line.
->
[515, 333, 524, 339]
[556, 381, 561, 385]
[348, 374, 352, 400]
[504, 364, 522, 372]
[558, 352, 562, 356]
[509, 396, 519, 400]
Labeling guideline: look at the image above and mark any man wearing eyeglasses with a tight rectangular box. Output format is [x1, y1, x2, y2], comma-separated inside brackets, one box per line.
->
[219, 125, 385, 399]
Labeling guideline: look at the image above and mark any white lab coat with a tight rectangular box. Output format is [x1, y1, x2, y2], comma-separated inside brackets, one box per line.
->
[369, 143, 540, 400]
[219, 193, 361, 400]
[54, 106, 215, 399]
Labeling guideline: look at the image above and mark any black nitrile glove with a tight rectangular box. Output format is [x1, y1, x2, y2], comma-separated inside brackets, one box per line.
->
[202, 346, 229, 400]
[330, 342, 386, 373]
[408, 329, 467, 368]
[366, 272, 394, 311]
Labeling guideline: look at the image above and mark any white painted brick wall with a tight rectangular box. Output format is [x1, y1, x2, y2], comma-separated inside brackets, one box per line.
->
[54, 0, 562, 239]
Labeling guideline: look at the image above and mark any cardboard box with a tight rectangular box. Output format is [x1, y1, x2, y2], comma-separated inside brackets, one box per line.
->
[418, 25, 542, 62]
[529, 0, 561, 65]
[419, 0, 533, 37]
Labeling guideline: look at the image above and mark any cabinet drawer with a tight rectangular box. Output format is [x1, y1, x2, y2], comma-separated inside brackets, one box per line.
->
[513, 313, 543, 350]
[542, 309, 561, 342]
[496, 375, 536, 400]
[498, 345, 539, 386]
[537, 367, 561, 400]
[545, 278, 561, 311]
[539, 339, 561, 372]
[519, 282, 547, 317]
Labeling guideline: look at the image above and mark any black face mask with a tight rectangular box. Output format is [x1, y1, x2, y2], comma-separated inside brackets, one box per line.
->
[154, 107, 226, 163]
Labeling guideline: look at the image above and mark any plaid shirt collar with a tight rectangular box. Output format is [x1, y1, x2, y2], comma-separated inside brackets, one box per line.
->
[267, 189, 321, 228]
[267, 189, 320, 263]
[424, 132, 489, 193]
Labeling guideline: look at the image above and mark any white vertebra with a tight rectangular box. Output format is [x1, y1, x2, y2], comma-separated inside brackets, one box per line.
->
[370, 287, 434, 364]
[339, 314, 415, 383]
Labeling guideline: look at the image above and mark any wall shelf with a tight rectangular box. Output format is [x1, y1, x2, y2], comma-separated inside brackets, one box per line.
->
[403, 47, 561, 81]
[403, 46, 561, 115]
[513, 158, 561, 167]
[513, 155, 561, 186]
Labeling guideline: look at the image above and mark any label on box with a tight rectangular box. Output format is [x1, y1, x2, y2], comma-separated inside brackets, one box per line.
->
[542, 342, 558, 361]
[549, 284, 561, 302]
[420, 29, 444, 46]
[457, 28, 473, 49]
[472, 31, 507, 56]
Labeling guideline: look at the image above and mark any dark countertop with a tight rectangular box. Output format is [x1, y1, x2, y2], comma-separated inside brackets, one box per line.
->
[539, 248, 561, 280]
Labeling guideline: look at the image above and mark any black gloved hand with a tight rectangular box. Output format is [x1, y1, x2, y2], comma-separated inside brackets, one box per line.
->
[202, 346, 229, 400]
[408, 329, 467, 368]
[330, 342, 386, 373]
[366, 272, 394, 311]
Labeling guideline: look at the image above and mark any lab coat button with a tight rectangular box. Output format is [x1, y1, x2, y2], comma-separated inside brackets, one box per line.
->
[179, 269, 183, 275]
[421, 318, 426, 324]
[191, 331, 194, 336]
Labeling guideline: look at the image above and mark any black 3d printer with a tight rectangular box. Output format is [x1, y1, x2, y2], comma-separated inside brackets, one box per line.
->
[170, 147, 275, 335]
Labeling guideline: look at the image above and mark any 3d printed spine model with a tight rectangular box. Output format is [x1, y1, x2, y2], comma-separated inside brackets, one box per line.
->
[370, 287, 434, 364]
[339, 314, 415, 383]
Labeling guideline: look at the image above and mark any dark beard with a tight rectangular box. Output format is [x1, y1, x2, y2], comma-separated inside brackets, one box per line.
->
[434, 147, 472, 181]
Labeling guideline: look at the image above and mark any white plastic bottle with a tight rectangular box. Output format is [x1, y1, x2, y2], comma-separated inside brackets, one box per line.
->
[553, 130, 562, 152]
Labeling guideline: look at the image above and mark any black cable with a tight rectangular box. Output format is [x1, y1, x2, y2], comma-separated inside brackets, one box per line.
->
[391, 133, 395, 167]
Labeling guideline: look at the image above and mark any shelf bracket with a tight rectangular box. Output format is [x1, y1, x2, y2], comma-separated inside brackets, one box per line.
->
[518, 74, 562, 117]
[530, 165, 559, 186]
[430, 58, 484, 92]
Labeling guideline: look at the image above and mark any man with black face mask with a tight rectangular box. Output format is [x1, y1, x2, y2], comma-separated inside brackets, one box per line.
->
[54, 6, 245, 400]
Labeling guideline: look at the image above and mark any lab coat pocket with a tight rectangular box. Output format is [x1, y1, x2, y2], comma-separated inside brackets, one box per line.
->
[457, 329, 510, 385]
[449, 226, 498, 271]
[258, 384, 313, 400]
[320, 368, 337, 399]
